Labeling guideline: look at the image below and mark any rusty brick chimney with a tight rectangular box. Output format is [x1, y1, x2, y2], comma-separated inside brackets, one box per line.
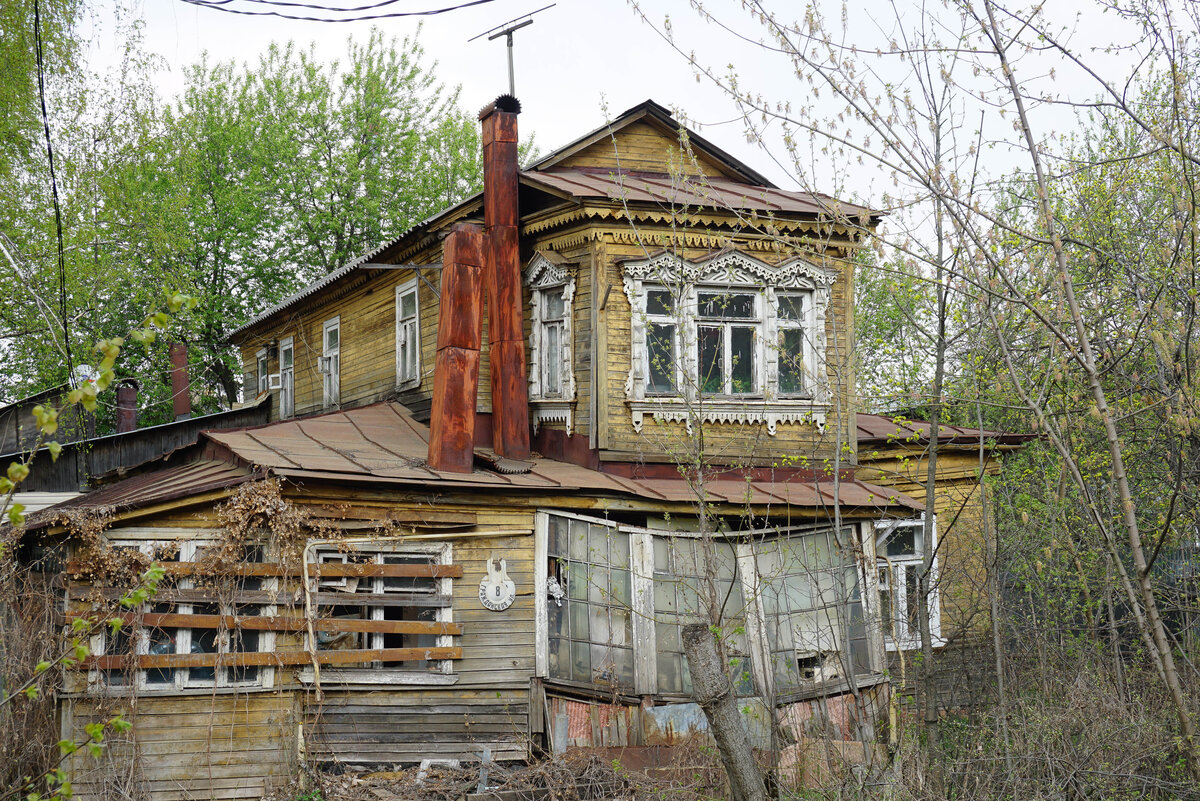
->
[115, 379, 139, 433]
[479, 95, 530, 460]
[169, 342, 191, 421]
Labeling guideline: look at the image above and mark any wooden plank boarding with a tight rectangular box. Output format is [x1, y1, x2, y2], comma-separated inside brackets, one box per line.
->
[82, 645, 461, 670]
[66, 561, 463, 579]
[67, 612, 462, 636]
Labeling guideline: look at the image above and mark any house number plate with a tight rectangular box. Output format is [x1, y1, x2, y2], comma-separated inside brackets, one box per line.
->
[479, 557, 516, 611]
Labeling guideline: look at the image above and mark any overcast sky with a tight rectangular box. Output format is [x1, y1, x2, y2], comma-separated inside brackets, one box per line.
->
[79, 0, 1154, 211]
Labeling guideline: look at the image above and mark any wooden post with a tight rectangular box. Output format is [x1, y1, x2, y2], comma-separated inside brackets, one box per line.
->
[428, 224, 486, 473]
[480, 96, 530, 460]
[682, 623, 767, 801]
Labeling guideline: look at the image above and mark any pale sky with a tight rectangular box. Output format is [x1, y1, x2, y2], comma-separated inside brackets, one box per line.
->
[78, 0, 1155, 213]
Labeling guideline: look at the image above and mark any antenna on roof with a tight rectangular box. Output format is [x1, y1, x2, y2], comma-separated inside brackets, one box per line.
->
[469, 4, 554, 96]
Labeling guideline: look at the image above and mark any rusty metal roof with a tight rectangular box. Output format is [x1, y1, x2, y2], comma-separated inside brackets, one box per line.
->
[26, 403, 919, 522]
[524, 167, 874, 219]
[24, 460, 253, 528]
[856, 413, 1035, 448]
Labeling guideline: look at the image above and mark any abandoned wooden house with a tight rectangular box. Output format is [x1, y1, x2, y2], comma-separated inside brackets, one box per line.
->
[17, 96, 1025, 799]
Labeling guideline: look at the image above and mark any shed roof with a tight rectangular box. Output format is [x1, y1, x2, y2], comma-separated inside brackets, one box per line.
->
[856, 413, 1035, 448]
[26, 402, 920, 527]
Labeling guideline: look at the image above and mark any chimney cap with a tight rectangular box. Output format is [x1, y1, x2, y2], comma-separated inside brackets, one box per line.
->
[479, 94, 521, 120]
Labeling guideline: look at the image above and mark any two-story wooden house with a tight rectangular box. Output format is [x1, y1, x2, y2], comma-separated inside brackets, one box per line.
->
[26, 97, 988, 799]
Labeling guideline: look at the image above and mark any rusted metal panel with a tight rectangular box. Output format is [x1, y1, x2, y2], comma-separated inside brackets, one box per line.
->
[857, 412, 1035, 447]
[428, 348, 481, 473]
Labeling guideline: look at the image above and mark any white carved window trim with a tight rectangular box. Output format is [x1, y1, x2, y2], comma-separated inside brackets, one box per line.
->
[622, 250, 836, 435]
[396, 279, 421, 389]
[279, 336, 295, 419]
[874, 516, 944, 651]
[526, 252, 576, 435]
[322, 316, 340, 408]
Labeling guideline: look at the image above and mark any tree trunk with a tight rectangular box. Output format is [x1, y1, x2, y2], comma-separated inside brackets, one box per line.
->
[682, 623, 766, 801]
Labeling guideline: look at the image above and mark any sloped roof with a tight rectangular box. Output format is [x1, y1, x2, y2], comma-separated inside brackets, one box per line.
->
[228, 99, 877, 341]
[25, 402, 920, 527]
[856, 413, 1035, 448]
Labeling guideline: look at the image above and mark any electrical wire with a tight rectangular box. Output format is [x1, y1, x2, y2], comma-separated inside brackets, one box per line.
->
[178, 0, 499, 23]
[33, 0, 73, 379]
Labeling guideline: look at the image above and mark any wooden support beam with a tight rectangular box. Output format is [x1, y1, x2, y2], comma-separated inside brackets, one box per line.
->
[67, 612, 462, 636]
[81, 646, 462, 670]
[66, 561, 463, 580]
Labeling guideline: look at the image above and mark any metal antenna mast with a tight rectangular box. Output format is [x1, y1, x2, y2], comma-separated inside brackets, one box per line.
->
[469, 4, 554, 96]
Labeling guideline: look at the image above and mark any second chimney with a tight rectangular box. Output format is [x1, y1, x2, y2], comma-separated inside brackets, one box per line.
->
[480, 95, 531, 461]
[169, 342, 191, 421]
[115, 379, 139, 433]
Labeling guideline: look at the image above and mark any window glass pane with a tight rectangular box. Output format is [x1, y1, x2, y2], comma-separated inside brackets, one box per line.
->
[905, 568, 921, 630]
[730, 326, 755, 394]
[648, 323, 676, 393]
[777, 293, 805, 321]
[778, 328, 806, 394]
[326, 326, 339, 350]
[646, 289, 675, 316]
[544, 289, 565, 319]
[698, 292, 755, 319]
[281, 347, 293, 369]
[698, 326, 723, 393]
[885, 525, 920, 558]
[572, 640, 591, 682]
[544, 324, 560, 394]
[401, 291, 417, 319]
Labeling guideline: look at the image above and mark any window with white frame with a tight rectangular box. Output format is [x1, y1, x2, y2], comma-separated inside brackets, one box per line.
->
[93, 541, 275, 692]
[307, 543, 456, 680]
[621, 250, 836, 434]
[256, 348, 269, 396]
[279, 337, 295, 418]
[321, 317, 340, 407]
[875, 517, 940, 649]
[536, 511, 878, 698]
[526, 253, 576, 433]
[396, 280, 421, 387]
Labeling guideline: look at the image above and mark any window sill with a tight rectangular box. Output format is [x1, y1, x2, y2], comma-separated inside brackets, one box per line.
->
[530, 398, 575, 435]
[298, 667, 459, 686]
[628, 398, 829, 435]
[885, 634, 945, 652]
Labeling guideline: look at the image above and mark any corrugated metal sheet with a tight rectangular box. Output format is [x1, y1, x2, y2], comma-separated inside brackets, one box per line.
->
[856, 413, 1035, 447]
[26, 460, 253, 526]
[26, 403, 921, 522]
[524, 168, 873, 219]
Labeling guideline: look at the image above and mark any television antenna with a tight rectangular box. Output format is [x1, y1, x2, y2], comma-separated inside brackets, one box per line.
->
[469, 4, 554, 96]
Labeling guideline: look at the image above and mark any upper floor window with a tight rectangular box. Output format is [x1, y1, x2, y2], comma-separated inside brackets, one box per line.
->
[321, 317, 340, 408]
[875, 517, 941, 650]
[396, 280, 421, 388]
[621, 250, 836, 434]
[526, 252, 576, 434]
[279, 337, 295, 418]
[256, 348, 268, 396]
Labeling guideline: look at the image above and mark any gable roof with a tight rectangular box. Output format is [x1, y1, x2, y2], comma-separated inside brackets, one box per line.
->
[228, 99, 877, 342]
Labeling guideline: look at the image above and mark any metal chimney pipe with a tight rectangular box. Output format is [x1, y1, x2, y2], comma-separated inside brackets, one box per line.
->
[169, 342, 191, 421]
[428, 224, 487, 473]
[479, 95, 530, 460]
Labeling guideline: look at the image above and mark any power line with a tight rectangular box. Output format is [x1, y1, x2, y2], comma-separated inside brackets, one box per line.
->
[178, 0, 500, 23]
[33, 0, 73, 380]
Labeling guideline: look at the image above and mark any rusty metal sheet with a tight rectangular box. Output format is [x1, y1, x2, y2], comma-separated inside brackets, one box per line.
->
[857, 412, 1035, 447]
[523, 168, 872, 219]
[24, 460, 252, 527]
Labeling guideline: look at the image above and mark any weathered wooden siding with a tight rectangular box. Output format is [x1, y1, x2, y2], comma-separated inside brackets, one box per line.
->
[857, 449, 1001, 640]
[63, 692, 297, 801]
[556, 120, 733, 179]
